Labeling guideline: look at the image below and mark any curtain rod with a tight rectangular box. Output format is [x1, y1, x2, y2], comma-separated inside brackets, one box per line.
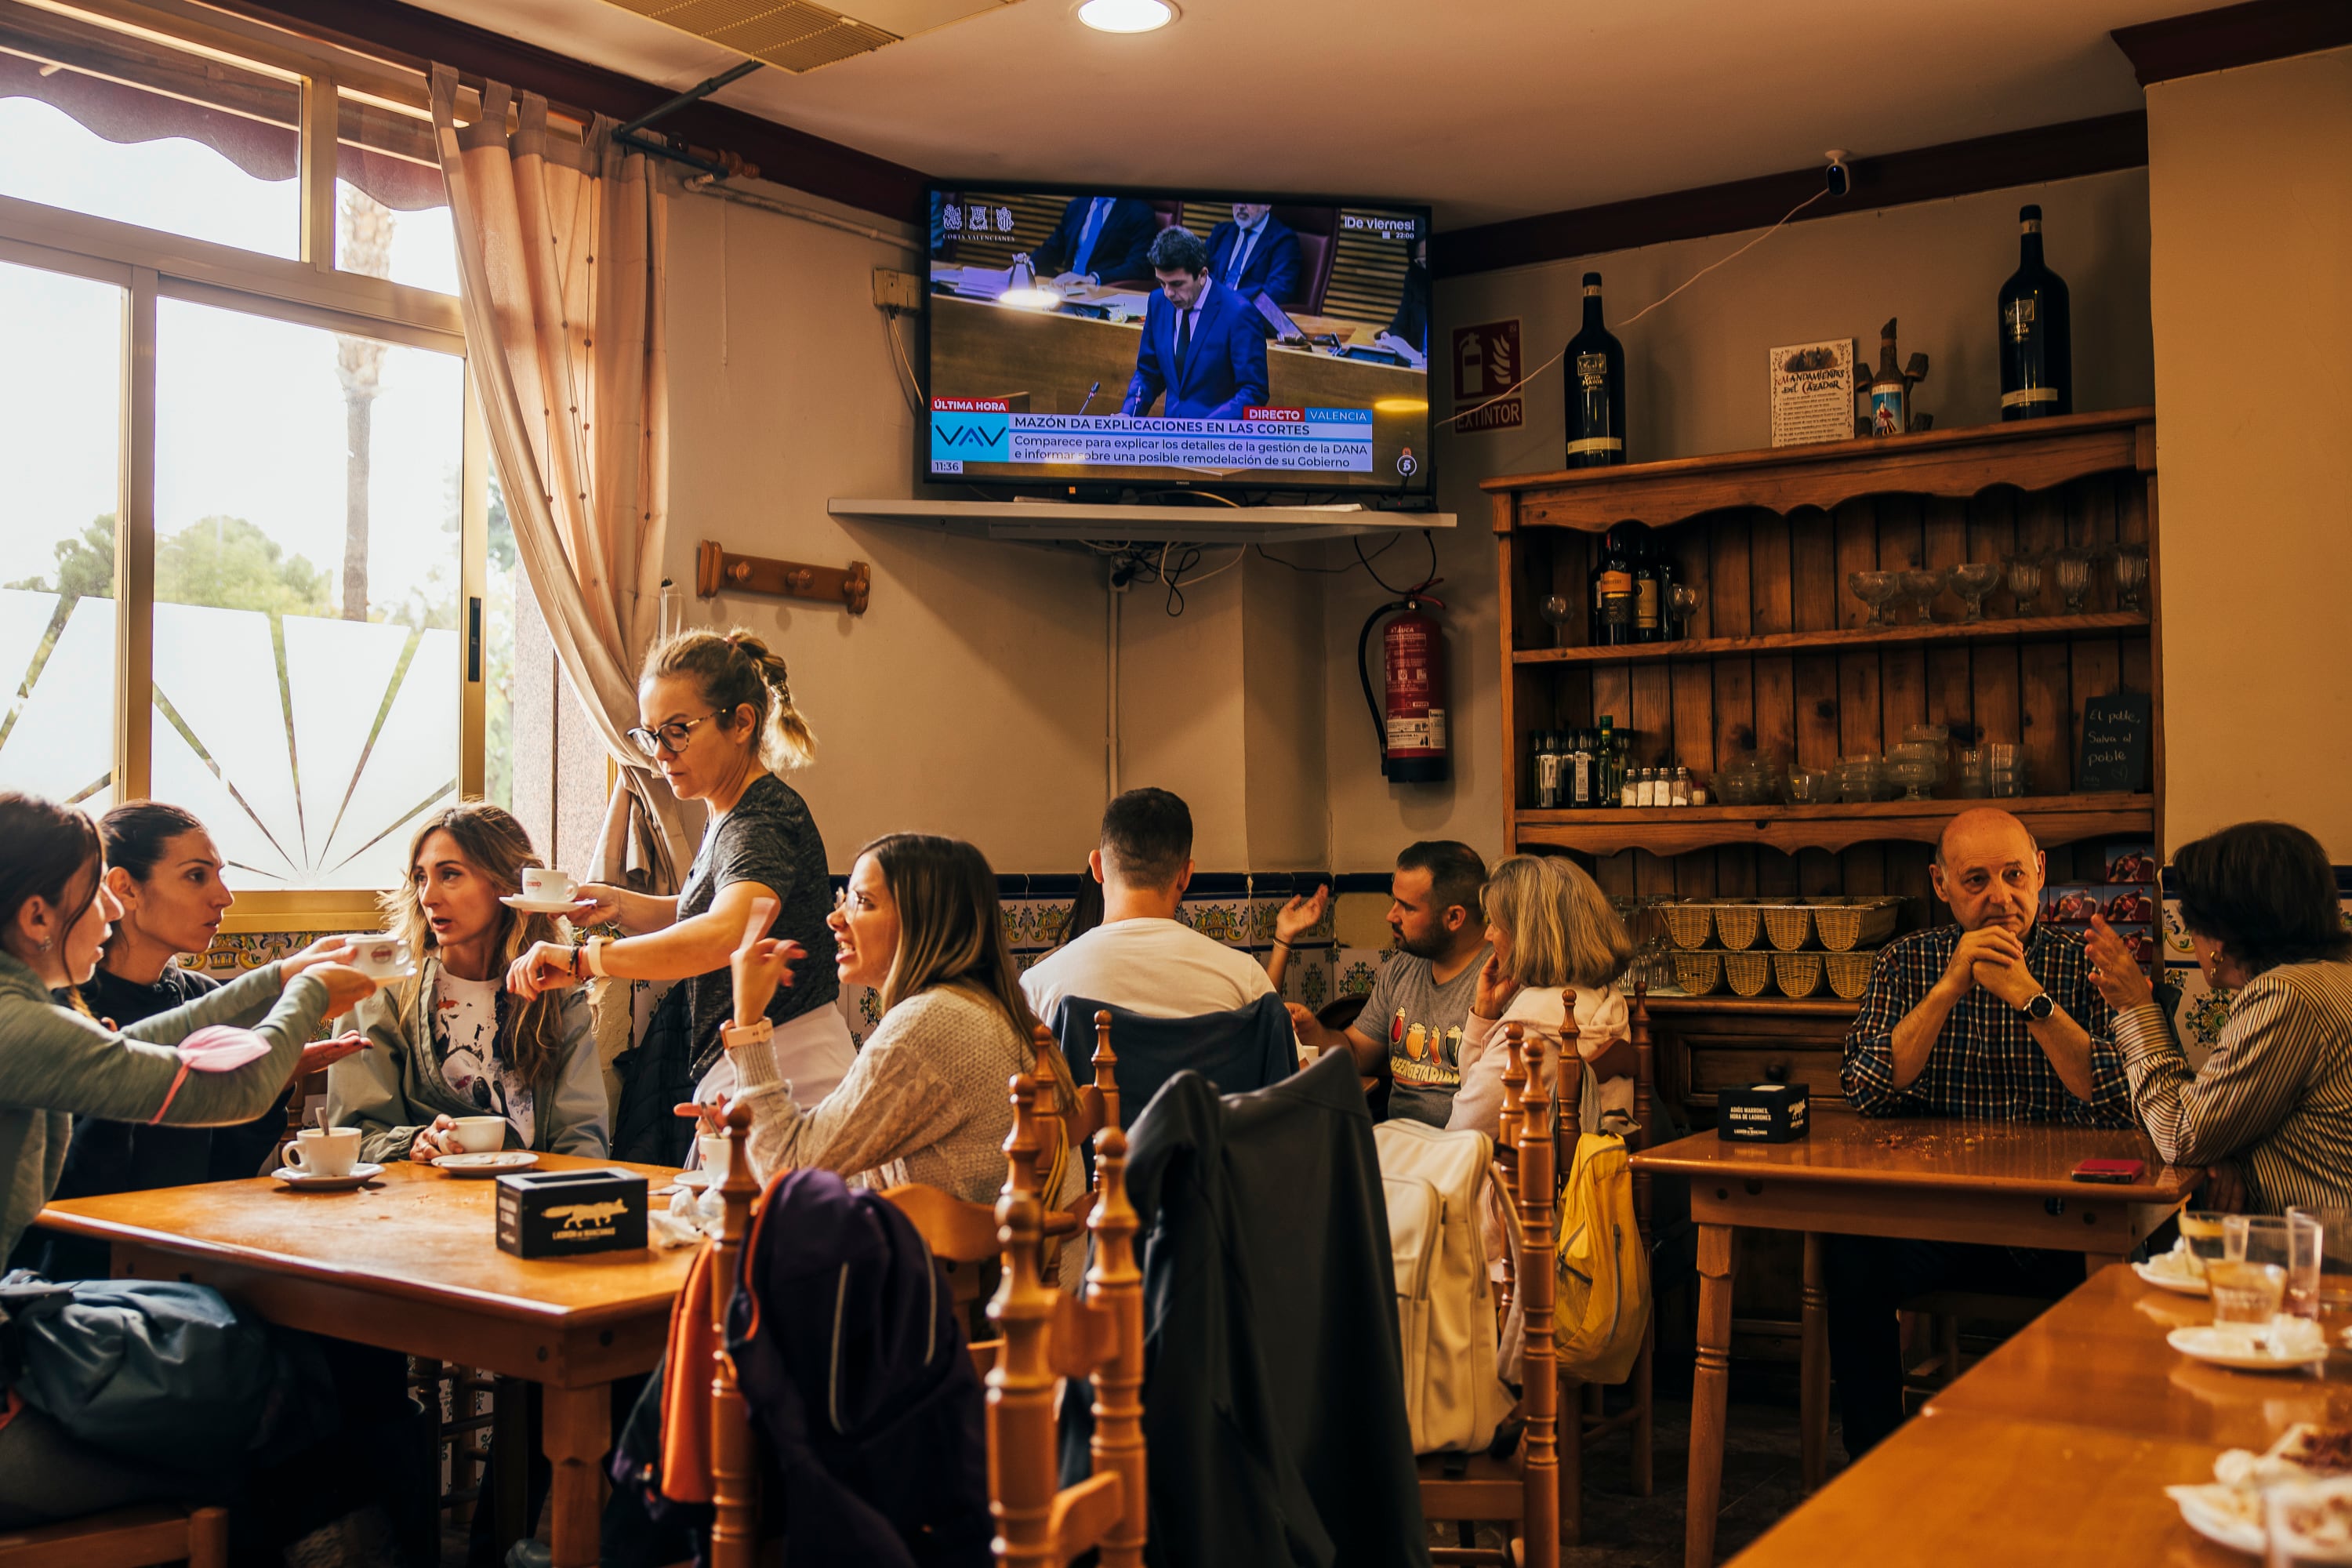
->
[681, 177, 924, 255]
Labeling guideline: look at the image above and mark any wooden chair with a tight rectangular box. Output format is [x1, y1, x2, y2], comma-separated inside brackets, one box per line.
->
[1419, 1022, 1561, 1568]
[0, 1505, 226, 1568]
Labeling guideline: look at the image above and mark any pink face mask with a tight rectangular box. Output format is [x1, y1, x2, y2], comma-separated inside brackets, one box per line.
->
[150, 1024, 273, 1123]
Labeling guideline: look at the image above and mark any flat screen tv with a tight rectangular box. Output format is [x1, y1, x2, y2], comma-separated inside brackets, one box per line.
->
[923, 186, 1432, 496]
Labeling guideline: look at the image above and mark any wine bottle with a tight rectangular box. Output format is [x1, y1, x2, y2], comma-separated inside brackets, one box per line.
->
[1593, 525, 1636, 647]
[1563, 272, 1626, 467]
[1631, 524, 1662, 643]
[1998, 204, 2072, 420]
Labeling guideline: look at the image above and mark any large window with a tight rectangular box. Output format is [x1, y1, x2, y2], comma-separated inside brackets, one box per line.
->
[0, 0, 506, 920]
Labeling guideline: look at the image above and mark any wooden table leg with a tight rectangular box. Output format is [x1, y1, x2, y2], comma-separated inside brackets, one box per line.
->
[493, 1377, 529, 1552]
[1800, 1232, 1828, 1494]
[543, 1382, 610, 1568]
[1686, 1222, 1735, 1568]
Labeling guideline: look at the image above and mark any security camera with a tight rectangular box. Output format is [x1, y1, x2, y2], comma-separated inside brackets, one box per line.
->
[1824, 150, 1853, 199]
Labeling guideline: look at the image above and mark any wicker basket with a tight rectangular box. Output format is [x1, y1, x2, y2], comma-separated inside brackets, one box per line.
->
[1672, 950, 1724, 996]
[1773, 951, 1826, 998]
[1823, 949, 1878, 1000]
[1814, 897, 1901, 953]
[1661, 900, 1717, 950]
[1722, 949, 1773, 997]
[1712, 902, 1764, 951]
[1760, 904, 1814, 952]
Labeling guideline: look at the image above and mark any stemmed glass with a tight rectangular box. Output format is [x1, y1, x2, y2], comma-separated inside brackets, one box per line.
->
[1897, 567, 1947, 626]
[1540, 593, 1573, 632]
[1848, 569, 1898, 629]
[1668, 583, 1704, 640]
[2052, 547, 2092, 614]
[1949, 561, 2001, 622]
[2003, 553, 2044, 616]
[2113, 543, 2149, 615]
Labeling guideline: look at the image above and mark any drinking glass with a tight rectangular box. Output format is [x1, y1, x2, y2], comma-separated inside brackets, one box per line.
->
[2052, 547, 2093, 613]
[1848, 569, 1898, 629]
[1897, 567, 1947, 626]
[2180, 1209, 2231, 1265]
[2230, 1214, 2321, 1318]
[1949, 561, 2001, 622]
[1540, 593, 1573, 629]
[2291, 1207, 2352, 1311]
[2004, 553, 2044, 615]
[2113, 543, 2150, 614]
[1889, 759, 1938, 800]
[1668, 583, 1704, 639]
[2209, 1259, 2288, 1325]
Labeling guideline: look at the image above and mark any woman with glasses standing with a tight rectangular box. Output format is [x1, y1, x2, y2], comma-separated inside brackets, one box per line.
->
[506, 628, 851, 1165]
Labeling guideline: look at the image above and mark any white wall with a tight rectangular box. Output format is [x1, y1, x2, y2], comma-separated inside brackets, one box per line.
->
[2145, 46, 2352, 858]
[663, 186, 1109, 872]
[1323, 168, 2158, 872]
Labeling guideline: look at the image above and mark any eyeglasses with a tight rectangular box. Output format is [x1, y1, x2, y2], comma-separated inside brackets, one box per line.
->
[626, 713, 720, 758]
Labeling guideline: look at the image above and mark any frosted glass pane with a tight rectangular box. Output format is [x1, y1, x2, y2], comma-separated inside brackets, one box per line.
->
[321, 627, 457, 884]
[283, 615, 409, 847]
[0, 590, 57, 710]
[152, 601, 301, 853]
[151, 707, 291, 887]
[0, 595, 115, 803]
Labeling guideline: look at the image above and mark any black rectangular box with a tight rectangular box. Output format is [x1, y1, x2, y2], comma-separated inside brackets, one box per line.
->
[495, 1168, 649, 1258]
[1718, 1082, 1810, 1143]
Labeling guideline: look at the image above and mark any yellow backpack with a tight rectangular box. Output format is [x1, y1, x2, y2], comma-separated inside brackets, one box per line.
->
[1552, 1131, 1650, 1384]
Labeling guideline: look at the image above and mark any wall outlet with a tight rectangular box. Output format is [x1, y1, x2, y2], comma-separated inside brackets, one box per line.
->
[872, 267, 922, 313]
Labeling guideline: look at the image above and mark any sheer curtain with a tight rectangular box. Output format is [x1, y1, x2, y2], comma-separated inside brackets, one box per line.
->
[428, 65, 690, 890]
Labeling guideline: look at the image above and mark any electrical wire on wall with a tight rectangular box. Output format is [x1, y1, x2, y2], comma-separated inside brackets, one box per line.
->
[1437, 185, 1830, 429]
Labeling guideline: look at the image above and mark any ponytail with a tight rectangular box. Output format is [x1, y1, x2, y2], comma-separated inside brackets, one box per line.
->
[641, 627, 818, 773]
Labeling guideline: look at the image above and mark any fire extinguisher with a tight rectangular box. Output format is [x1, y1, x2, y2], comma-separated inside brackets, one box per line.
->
[1357, 586, 1449, 783]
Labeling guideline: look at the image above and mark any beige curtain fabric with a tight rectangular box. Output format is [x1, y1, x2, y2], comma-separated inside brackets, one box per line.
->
[429, 65, 689, 890]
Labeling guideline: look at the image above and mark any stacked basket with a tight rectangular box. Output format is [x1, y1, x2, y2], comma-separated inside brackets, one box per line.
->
[1663, 896, 1900, 999]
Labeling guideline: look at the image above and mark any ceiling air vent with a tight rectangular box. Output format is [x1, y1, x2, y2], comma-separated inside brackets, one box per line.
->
[601, 0, 1015, 72]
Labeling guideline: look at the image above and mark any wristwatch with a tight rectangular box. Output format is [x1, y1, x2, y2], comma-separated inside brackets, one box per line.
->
[2016, 991, 2055, 1022]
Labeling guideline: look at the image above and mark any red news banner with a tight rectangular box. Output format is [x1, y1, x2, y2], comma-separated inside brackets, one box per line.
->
[930, 401, 1374, 474]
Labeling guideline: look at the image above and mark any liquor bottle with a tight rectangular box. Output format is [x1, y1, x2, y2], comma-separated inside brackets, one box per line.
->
[1630, 524, 1663, 643]
[1596, 716, 1620, 808]
[1570, 730, 1594, 810]
[1563, 272, 1626, 468]
[1998, 204, 2072, 421]
[1534, 731, 1560, 810]
[1592, 525, 1637, 647]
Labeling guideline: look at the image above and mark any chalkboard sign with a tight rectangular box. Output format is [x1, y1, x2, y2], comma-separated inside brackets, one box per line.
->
[2078, 692, 2151, 792]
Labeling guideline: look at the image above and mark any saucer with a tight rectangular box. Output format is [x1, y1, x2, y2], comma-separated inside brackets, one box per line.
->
[434, 1151, 539, 1177]
[2134, 1259, 2210, 1297]
[500, 895, 586, 916]
[273, 1163, 383, 1192]
[2169, 1323, 2328, 1370]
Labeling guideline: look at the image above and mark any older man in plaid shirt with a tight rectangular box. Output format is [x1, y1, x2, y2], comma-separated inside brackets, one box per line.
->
[1828, 807, 2132, 1457]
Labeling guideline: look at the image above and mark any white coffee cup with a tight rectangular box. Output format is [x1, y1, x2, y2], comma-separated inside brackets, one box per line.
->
[698, 1133, 731, 1182]
[339, 935, 413, 980]
[452, 1116, 509, 1154]
[521, 867, 576, 904]
[287, 1127, 361, 1178]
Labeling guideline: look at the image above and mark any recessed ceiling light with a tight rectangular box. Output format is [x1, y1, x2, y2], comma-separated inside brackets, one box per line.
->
[1077, 0, 1175, 34]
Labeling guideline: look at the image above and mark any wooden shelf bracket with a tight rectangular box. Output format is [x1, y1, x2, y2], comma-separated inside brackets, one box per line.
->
[695, 540, 871, 615]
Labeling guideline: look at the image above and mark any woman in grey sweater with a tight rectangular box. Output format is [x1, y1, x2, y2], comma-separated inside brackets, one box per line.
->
[0, 791, 375, 1525]
[329, 804, 608, 1166]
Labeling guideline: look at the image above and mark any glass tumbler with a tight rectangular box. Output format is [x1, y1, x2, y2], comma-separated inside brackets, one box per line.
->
[2209, 1259, 2288, 1325]
[2230, 1214, 2322, 1319]
[2290, 1207, 2352, 1311]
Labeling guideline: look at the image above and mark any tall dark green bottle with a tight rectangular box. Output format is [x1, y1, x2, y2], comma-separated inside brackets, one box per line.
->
[1563, 272, 1626, 466]
[1998, 205, 2071, 420]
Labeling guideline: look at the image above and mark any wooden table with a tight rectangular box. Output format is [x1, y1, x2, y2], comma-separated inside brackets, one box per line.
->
[1929, 1262, 2352, 1446]
[36, 1154, 692, 1568]
[1631, 1120, 2200, 1566]
[1726, 1410, 2242, 1566]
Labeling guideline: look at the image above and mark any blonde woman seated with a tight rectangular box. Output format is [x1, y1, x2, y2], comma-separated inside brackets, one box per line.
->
[722, 833, 1083, 1269]
[329, 804, 608, 1165]
[1447, 853, 1636, 1141]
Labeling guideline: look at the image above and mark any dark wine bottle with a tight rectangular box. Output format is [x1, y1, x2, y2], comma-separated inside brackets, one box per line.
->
[1998, 205, 2072, 421]
[1592, 524, 1637, 647]
[1631, 524, 1662, 643]
[1563, 272, 1626, 467]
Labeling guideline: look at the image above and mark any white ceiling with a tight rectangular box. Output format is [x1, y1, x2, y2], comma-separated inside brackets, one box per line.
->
[411, 0, 2183, 228]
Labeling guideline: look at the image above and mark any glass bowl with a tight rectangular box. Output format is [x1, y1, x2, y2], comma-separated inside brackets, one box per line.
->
[1848, 569, 1898, 629]
[1785, 767, 1833, 804]
[1896, 568, 1947, 624]
[1950, 561, 2001, 622]
[1889, 759, 1940, 800]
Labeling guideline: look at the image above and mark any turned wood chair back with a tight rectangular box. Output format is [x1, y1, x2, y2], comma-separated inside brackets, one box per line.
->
[706, 1104, 766, 1568]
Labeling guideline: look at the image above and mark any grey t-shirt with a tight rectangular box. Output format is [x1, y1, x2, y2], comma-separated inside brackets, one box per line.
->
[1359, 944, 1491, 1129]
[677, 771, 839, 1077]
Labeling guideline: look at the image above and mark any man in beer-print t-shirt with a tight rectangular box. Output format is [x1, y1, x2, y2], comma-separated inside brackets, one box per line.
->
[1287, 840, 1492, 1128]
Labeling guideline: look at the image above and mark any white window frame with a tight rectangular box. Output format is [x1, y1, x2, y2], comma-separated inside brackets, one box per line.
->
[1, 0, 495, 931]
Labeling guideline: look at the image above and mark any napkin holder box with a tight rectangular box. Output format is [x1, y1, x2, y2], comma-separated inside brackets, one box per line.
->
[1718, 1082, 1809, 1143]
[496, 1168, 648, 1258]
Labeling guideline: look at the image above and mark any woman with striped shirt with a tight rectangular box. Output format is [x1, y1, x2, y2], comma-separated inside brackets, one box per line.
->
[2088, 820, 2352, 1213]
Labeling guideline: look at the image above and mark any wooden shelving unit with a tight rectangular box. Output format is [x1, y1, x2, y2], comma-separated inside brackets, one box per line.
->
[1489, 406, 2164, 993]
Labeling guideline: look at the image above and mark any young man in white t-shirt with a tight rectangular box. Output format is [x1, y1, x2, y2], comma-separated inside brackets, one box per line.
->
[1022, 787, 1274, 1026]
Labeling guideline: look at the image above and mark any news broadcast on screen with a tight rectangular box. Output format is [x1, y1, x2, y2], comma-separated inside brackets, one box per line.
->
[924, 187, 1433, 493]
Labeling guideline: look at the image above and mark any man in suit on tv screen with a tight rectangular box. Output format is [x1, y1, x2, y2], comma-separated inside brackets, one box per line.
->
[1121, 227, 1270, 422]
[1206, 203, 1303, 311]
[1032, 194, 1160, 286]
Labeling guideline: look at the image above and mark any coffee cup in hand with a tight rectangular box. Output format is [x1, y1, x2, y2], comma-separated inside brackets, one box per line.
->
[339, 935, 414, 980]
[521, 867, 577, 904]
[287, 1127, 361, 1178]
[698, 1132, 732, 1182]
[452, 1116, 508, 1154]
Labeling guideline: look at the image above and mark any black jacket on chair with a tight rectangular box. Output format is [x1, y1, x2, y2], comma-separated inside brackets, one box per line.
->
[1050, 993, 1298, 1131]
[1067, 1048, 1429, 1568]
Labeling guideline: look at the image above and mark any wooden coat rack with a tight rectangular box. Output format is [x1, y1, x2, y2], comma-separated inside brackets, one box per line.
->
[695, 540, 871, 615]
